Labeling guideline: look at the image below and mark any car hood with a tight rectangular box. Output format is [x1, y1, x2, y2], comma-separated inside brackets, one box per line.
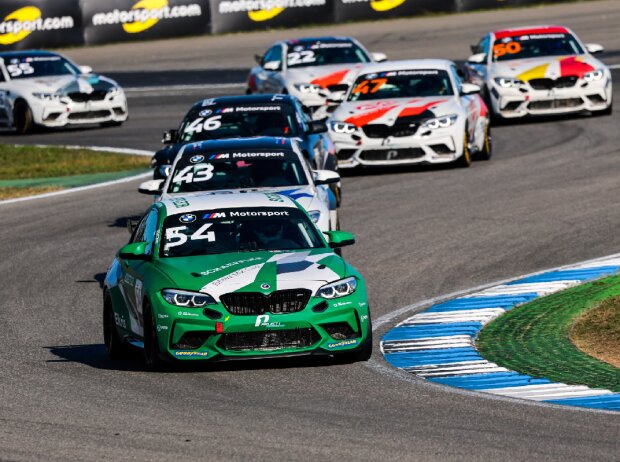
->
[490, 55, 601, 81]
[156, 248, 346, 300]
[332, 96, 457, 126]
[286, 63, 365, 88]
[162, 185, 316, 204]
[4, 73, 118, 95]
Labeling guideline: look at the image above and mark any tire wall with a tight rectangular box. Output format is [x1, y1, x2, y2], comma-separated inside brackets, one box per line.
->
[0, 0, 591, 50]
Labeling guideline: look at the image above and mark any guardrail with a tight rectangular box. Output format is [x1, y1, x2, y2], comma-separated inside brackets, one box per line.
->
[0, 0, 582, 50]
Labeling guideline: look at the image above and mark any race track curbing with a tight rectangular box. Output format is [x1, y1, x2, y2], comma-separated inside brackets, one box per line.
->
[381, 255, 620, 412]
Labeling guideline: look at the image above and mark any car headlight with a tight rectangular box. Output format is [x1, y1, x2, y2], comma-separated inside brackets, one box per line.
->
[317, 277, 357, 299]
[32, 92, 61, 101]
[494, 77, 523, 88]
[308, 210, 321, 223]
[162, 289, 216, 307]
[294, 83, 322, 94]
[584, 69, 604, 82]
[422, 114, 458, 130]
[330, 121, 357, 134]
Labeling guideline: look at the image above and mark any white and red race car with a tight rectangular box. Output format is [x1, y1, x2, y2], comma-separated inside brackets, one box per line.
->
[328, 60, 491, 169]
[247, 36, 386, 119]
[464, 25, 613, 119]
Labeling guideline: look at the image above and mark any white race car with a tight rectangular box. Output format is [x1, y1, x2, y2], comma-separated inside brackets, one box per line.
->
[139, 137, 341, 233]
[464, 25, 613, 119]
[247, 36, 386, 119]
[328, 60, 491, 169]
[0, 50, 128, 133]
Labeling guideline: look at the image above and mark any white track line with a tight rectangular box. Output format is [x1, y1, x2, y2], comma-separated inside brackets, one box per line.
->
[0, 145, 153, 206]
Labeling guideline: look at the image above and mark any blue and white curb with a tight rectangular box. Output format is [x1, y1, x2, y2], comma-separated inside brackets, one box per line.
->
[381, 256, 620, 411]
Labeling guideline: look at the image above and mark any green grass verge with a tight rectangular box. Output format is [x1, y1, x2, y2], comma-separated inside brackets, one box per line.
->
[0, 144, 150, 180]
[477, 274, 620, 392]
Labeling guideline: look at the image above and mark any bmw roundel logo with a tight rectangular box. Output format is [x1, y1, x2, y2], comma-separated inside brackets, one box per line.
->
[179, 213, 196, 223]
[260, 283, 271, 290]
[190, 154, 205, 164]
[199, 109, 212, 117]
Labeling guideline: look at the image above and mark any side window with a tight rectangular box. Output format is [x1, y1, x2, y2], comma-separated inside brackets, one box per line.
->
[130, 208, 158, 256]
[294, 100, 310, 132]
[263, 45, 282, 70]
[130, 214, 148, 244]
[479, 35, 490, 57]
[450, 65, 463, 95]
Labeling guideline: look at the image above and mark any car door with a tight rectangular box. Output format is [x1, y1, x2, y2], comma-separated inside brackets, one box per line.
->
[257, 44, 285, 93]
[450, 64, 478, 142]
[119, 207, 159, 335]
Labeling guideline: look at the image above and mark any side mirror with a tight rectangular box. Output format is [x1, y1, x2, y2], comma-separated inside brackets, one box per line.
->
[467, 53, 486, 64]
[308, 120, 327, 134]
[313, 169, 340, 185]
[324, 230, 355, 248]
[470, 44, 479, 54]
[138, 179, 164, 195]
[263, 61, 281, 71]
[371, 52, 387, 62]
[460, 83, 481, 95]
[158, 165, 172, 178]
[79, 65, 93, 74]
[585, 43, 604, 54]
[119, 242, 150, 260]
[254, 54, 263, 65]
[162, 129, 177, 144]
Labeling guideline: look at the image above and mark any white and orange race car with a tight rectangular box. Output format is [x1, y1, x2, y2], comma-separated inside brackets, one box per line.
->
[464, 25, 613, 119]
[328, 60, 491, 169]
[247, 36, 386, 119]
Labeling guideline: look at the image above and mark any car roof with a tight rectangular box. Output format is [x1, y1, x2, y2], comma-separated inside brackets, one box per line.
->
[159, 192, 299, 215]
[353, 59, 454, 75]
[191, 94, 295, 110]
[0, 49, 61, 59]
[284, 36, 355, 46]
[492, 25, 570, 39]
[178, 136, 293, 156]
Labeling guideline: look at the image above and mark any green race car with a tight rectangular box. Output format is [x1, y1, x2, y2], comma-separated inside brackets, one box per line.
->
[103, 192, 371, 370]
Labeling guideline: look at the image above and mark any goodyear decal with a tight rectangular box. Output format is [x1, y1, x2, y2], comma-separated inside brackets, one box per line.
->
[91, 0, 203, 34]
[174, 350, 209, 357]
[327, 338, 360, 349]
[0, 7, 74, 45]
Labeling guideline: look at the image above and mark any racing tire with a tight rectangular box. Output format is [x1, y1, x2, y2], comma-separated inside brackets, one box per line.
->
[453, 132, 472, 168]
[103, 296, 129, 360]
[474, 124, 492, 161]
[337, 319, 373, 363]
[13, 100, 34, 134]
[143, 301, 168, 371]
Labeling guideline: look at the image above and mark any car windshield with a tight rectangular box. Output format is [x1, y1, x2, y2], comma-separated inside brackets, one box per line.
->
[492, 33, 584, 61]
[160, 207, 324, 256]
[168, 149, 308, 194]
[3, 54, 79, 79]
[178, 104, 299, 143]
[286, 41, 370, 68]
[347, 69, 454, 101]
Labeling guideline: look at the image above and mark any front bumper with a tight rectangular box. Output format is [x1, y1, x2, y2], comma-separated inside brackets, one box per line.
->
[30, 93, 129, 127]
[331, 127, 464, 168]
[490, 77, 612, 118]
[152, 291, 371, 361]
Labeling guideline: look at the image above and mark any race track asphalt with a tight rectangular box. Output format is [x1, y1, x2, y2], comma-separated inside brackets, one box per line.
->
[1, 2, 619, 460]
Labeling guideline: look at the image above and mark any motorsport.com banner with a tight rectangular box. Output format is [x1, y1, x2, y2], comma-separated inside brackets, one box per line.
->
[0, 0, 581, 49]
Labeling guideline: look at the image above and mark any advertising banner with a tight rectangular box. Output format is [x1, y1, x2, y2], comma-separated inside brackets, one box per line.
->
[334, 0, 455, 22]
[454, 0, 543, 11]
[209, 0, 334, 34]
[0, 0, 83, 50]
[81, 0, 210, 45]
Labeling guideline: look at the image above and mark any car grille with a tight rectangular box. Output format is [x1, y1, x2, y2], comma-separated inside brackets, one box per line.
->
[220, 289, 311, 315]
[528, 98, 582, 110]
[359, 148, 425, 161]
[217, 328, 320, 351]
[68, 110, 111, 120]
[67, 90, 108, 102]
[528, 76, 578, 90]
[362, 121, 419, 138]
[336, 149, 356, 161]
[326, 84, 349, 93]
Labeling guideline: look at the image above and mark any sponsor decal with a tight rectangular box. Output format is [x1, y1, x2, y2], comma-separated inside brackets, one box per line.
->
[208, 153, 229, 160]
[179, 213, 196, 223]
[217, 0, 326, 22]
[360, 314, 368, 322]
[0, 6, 75, 45]
[177, 310, 200, 317]
[369, 0, 406, 11]
[333, 301, 352, 307]
[199, 109, 212, 117]
[114, 312, 127, 328]
[158, 313, 169, 319]
[190, 154, 205, 163]
[174, 350, 209, 357]
[327, 338, 359, 349]
[203, 211, 226, 219]
[229, 210, 289, 217]
[199, 257, 264, 276]
[260, 283, 271, 290]
[254, 314, 284, 328]
[91, 0, 203, 34]
[156, 324, 169, 331]
[171, 197, 190, 208]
